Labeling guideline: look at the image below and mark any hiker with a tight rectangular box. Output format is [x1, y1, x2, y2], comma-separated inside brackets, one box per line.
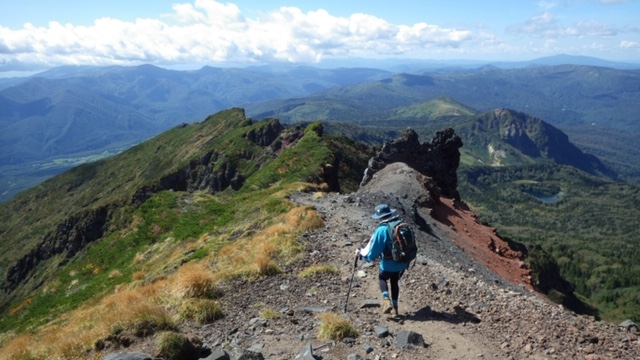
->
[356, 204, 410, 317]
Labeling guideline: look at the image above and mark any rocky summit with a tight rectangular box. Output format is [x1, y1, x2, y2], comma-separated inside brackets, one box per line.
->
[101, 162, 639, 360]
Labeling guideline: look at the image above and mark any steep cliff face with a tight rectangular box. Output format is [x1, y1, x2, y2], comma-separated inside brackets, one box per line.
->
[130, 120, 285, 206]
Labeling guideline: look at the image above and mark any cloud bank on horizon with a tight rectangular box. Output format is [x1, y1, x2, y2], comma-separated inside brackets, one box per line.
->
[0, 0, 638, 73]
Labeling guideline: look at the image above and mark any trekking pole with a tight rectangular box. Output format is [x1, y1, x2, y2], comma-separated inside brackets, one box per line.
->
[344, 251, 359, 313]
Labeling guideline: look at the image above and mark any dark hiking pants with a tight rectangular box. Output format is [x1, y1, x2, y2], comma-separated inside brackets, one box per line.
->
[379, 269, 403, 300]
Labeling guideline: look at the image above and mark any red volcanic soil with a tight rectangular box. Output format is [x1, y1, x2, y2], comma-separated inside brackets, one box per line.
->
[432, 197, 533, 292]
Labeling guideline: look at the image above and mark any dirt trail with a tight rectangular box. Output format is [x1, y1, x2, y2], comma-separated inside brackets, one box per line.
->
[286, 162, 639, 359]
[284, 162, 524, 359]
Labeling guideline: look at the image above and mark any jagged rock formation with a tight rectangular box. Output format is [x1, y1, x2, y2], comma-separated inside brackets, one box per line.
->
[360, 128, 463, 201]
[244, 120, 285, 147]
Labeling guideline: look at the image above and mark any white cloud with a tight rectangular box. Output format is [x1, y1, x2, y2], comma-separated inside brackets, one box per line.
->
[621, 40, 639, 49]
[0, 0, 482, 70]
[509, 11, 621, 38]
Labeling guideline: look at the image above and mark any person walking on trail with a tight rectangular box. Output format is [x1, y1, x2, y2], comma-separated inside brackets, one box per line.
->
[356, 204, 409, 317]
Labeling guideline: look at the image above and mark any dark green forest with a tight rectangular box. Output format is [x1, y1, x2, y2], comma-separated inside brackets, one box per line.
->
[458, 164, 640, 322]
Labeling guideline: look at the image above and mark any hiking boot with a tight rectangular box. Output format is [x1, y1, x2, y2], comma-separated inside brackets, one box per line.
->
[382, 298, 392, 314]
[390, 306, 399, 317]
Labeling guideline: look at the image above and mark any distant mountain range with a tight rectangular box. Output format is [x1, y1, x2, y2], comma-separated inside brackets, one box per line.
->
[315, 54, 640, 73]
[1, 59, 639, 202]
[0, 64, 392, 166]
[315, 97, 614, 178]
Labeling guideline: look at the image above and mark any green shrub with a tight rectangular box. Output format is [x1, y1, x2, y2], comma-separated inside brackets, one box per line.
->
[111, 307, 177, 338]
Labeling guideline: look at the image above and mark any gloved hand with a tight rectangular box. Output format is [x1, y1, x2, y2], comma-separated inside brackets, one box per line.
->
[355, 248, 363, 260]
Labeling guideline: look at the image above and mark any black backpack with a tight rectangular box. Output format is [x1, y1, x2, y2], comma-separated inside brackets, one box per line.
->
[384, 219, 417, 263]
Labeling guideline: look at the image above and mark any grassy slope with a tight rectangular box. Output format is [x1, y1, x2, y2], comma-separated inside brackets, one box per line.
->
[0, 108, 369, 319]
[0, 111, 372, 359]
[0, 108, 249, 280]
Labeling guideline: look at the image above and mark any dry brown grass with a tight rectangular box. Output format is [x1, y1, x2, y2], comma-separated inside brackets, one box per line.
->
[0, 196, 325, 359]
[0, 281, 176, 359]
[9, 298, 32, 315]
[132, 252, 144, 265]
[312, 191, 326, 199]
[211, 205, 323, 280]
[170, 263, 220, 299]
[0, 333, 35, 360]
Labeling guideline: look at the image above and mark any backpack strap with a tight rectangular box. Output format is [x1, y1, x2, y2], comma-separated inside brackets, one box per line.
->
[382, 218, 401, 258]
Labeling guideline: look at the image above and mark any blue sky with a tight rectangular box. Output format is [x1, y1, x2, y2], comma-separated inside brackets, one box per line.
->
[0, 0, 638, 75]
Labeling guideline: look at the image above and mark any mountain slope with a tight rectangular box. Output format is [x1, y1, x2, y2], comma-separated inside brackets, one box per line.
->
[0, 108, 373, 317]
[0, 110, 638, 359]
[458, 164, 640, 323]
[0, 64, 392, 160]
[454, 108, 614, 177]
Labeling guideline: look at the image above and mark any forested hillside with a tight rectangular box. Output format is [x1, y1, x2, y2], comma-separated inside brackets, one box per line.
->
[458, 164, 640, 322]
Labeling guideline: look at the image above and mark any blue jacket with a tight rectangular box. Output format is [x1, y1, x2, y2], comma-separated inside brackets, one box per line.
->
[359, 218, 409, 273]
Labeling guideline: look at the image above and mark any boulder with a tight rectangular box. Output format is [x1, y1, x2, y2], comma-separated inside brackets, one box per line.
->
[394, 330, 426, 349]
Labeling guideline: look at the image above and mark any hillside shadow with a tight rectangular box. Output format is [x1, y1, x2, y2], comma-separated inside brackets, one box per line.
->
[412, 207, 441, 240]
[405, 305, 481, 324]
[431, 201, 462, 229]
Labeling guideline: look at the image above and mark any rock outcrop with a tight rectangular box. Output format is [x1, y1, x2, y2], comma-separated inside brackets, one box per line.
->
[360, 128, 463, 201]
[131, 120, 286, 206]
[2, 206, 112, 294]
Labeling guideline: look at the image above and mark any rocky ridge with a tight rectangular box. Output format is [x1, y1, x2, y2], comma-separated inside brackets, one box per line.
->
[103, 162, 640, 360]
